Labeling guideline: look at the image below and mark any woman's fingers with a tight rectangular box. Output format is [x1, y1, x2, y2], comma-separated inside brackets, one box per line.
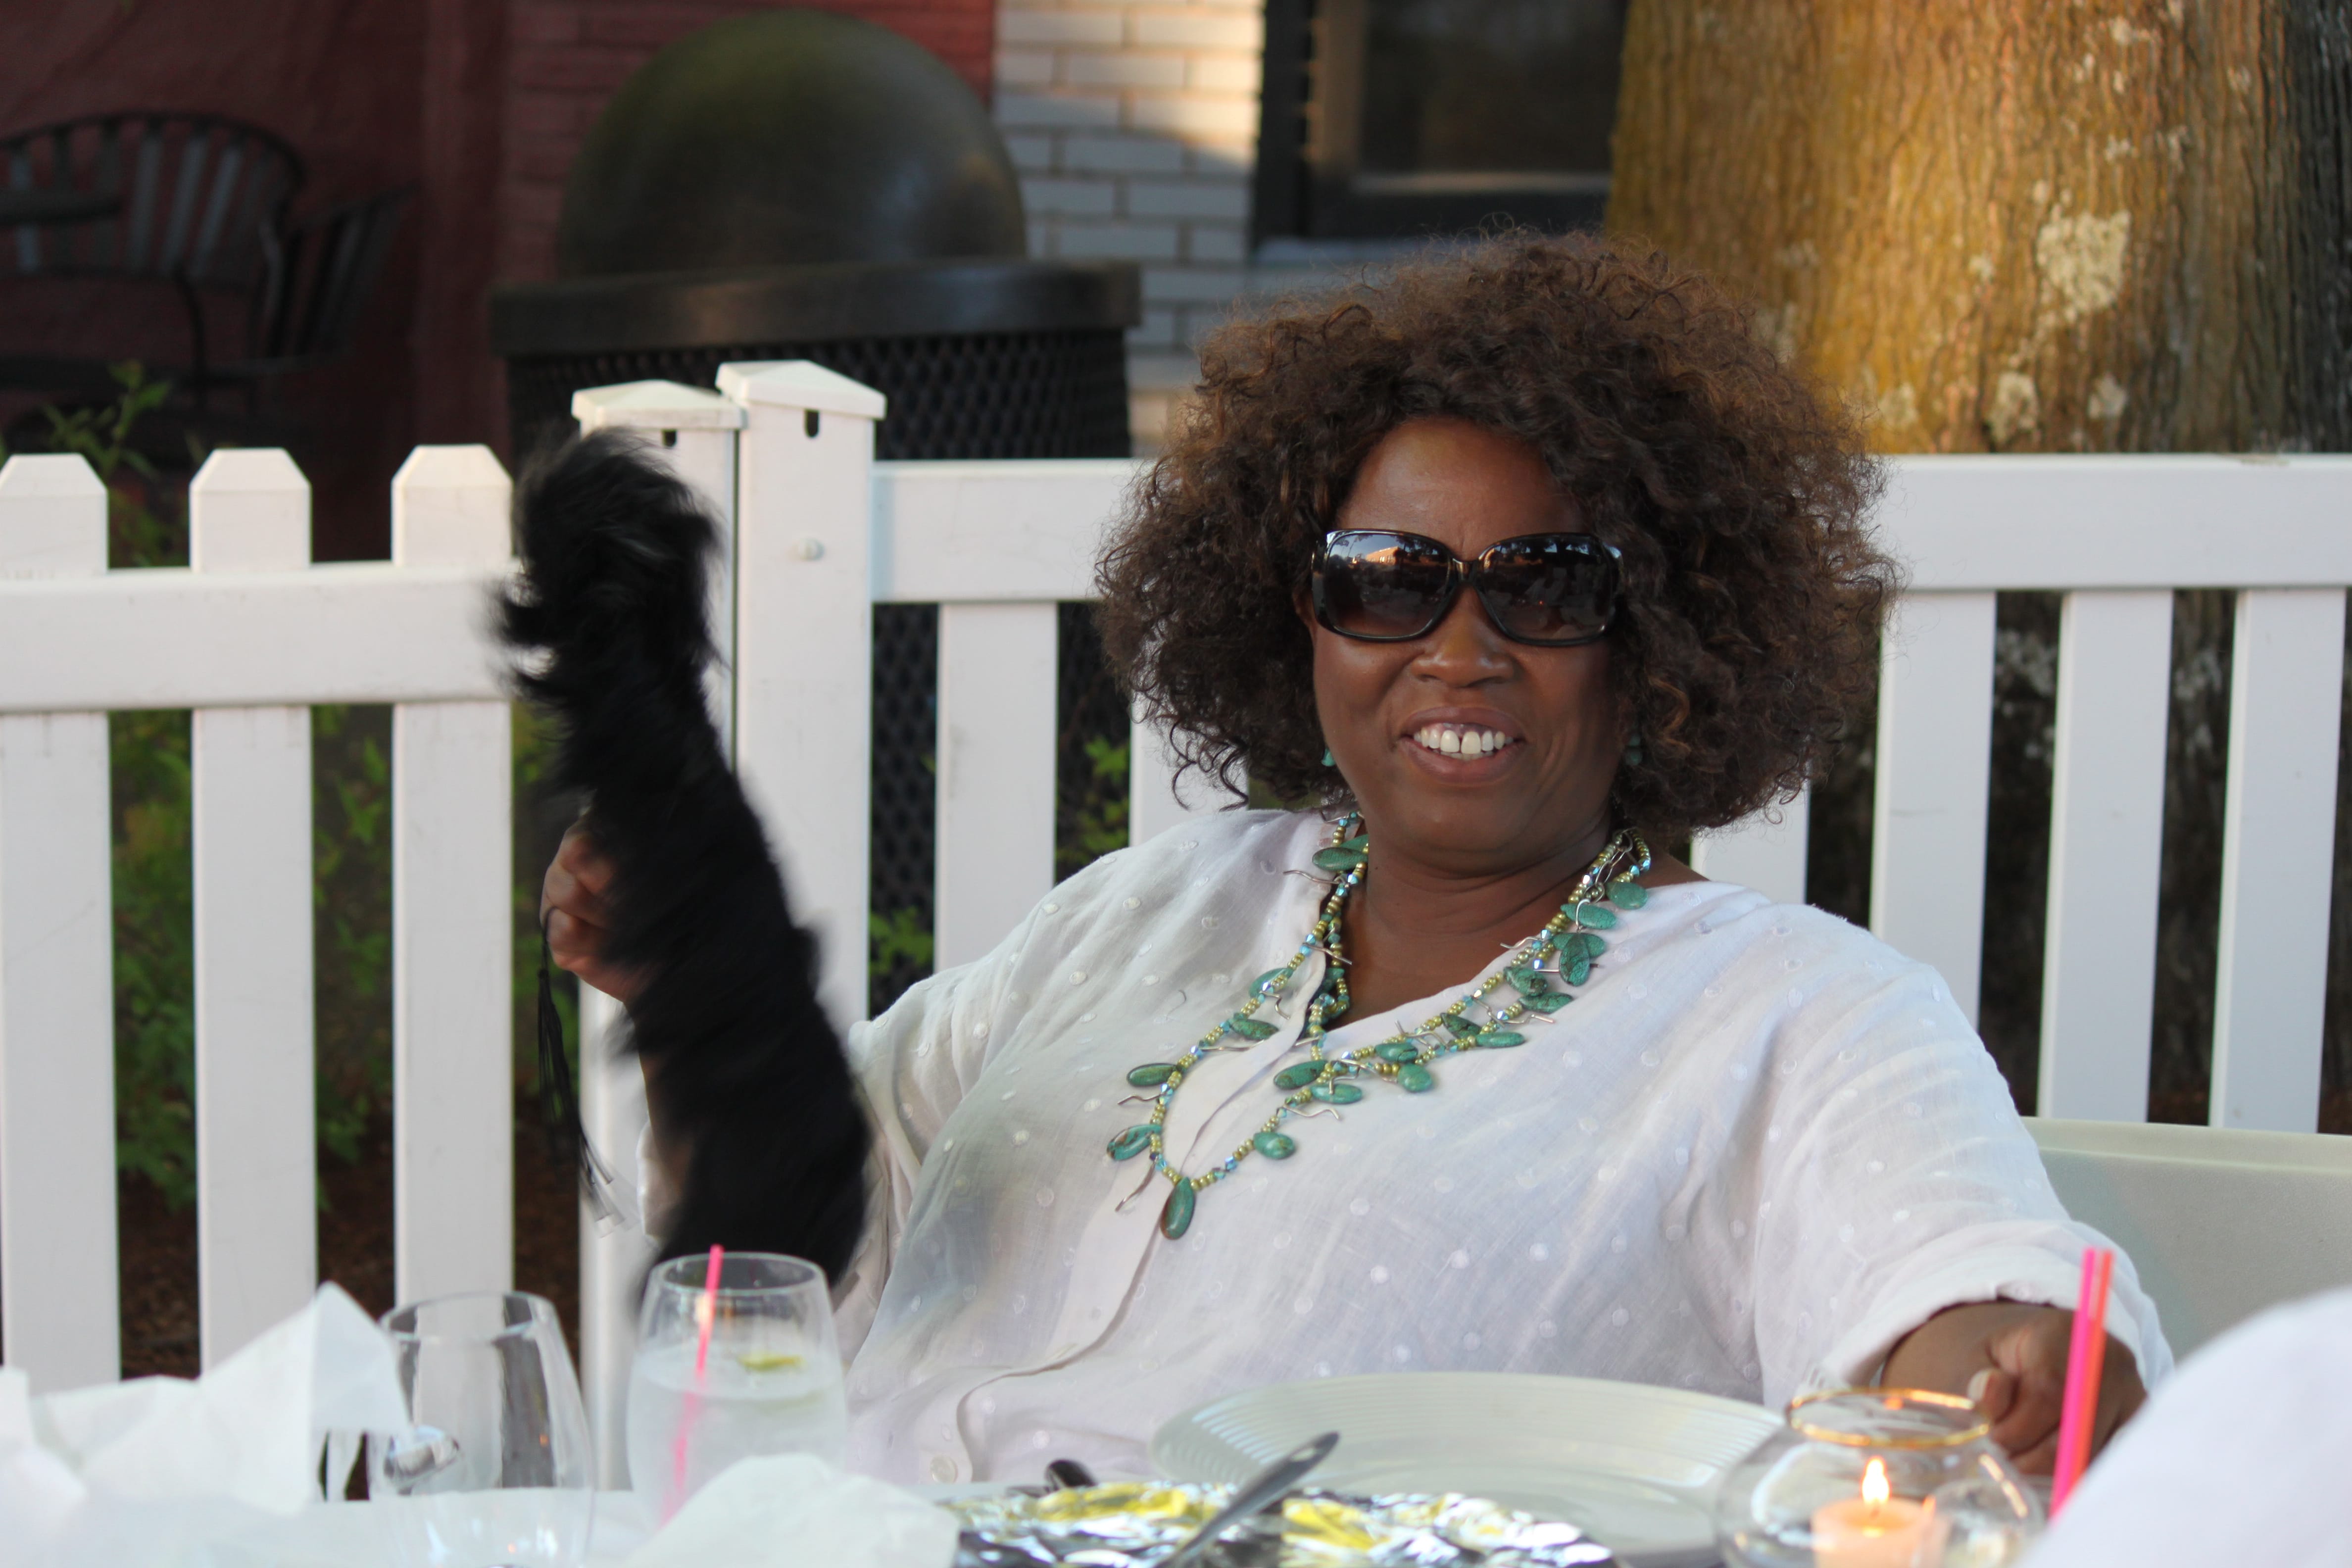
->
[2091, 1344, 2147, 1454]
[542, 821, 615, 921]
[1984, 1311, 2070, 1463]
[1967, 1366, 2017, 1425]
[558, 820, 618, 895]
[540, 819, 647, 1006]
[1987, 1314, 2145, 1474]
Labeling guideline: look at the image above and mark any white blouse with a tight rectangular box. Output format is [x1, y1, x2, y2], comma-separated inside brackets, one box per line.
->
[677, 809, 2170, 1486]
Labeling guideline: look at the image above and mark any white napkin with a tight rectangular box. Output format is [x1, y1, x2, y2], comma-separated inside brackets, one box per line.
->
[624, 1453, 958, 1568]
[0, 1282, 408, 1566]
[2022, 1286, 2352, 1568]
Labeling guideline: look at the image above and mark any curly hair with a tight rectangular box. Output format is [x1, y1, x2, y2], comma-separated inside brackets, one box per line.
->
[1095, 233, 1896, 843]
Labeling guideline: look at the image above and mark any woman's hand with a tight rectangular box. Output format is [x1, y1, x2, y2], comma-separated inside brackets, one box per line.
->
[1881, 1300, 2145, 1473]
[540, 820, 647, 1007]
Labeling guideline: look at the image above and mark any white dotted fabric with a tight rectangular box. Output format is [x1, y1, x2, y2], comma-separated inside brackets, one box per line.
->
[647, 808, 2169, 1486]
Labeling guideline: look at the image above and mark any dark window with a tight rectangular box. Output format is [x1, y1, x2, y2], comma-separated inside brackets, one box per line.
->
[1255, 0, 1628, 245]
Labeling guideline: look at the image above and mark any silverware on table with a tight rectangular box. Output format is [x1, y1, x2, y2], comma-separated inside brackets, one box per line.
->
[1159, 1430, 1340, 1568]
[1044, 1457, 1099, 1491]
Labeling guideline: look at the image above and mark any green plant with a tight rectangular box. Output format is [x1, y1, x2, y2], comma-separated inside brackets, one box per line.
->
[513, 704, 578, 1096]
[1058, 735, 1130, 877]
[313, 706, 393, 1177]
[111, 710, 196, 1204]
[869, 904, 934, 981]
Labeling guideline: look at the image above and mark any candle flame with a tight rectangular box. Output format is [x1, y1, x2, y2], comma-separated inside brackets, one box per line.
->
[1861, 1457, 1891, 1507]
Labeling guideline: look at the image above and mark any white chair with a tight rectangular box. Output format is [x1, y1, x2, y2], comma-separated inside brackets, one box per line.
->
[2026, 1116, 2352, 1359]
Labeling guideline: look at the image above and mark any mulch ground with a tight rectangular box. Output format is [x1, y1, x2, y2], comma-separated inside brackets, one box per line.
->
[117, 1097, 582, 1379]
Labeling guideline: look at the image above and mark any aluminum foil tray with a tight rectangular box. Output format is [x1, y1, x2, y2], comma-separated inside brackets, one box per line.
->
[950, 1481, 1619, 1568]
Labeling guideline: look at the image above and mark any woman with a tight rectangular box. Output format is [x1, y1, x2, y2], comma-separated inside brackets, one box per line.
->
[545, 237, 2161, 1484]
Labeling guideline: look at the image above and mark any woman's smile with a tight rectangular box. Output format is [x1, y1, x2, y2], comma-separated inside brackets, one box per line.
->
[1402, 710, 1523, 766]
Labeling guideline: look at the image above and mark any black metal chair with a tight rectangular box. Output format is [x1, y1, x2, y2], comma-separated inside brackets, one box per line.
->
[0, 111, 306, 398]
[219, 185, 413, 392]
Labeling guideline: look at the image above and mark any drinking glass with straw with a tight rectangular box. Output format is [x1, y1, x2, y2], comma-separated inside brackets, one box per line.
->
[2050, 1246, 2116, 1517]
[626, 1249, 848, 1519]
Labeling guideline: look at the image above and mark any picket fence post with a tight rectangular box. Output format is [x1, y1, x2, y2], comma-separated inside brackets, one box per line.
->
[1689, 789, 1810, 906]
[0, 455, 118, 1392]
[720, 362, 883, 1033]
[570, 380, 744, 1487]
[390, 446, 515, 1309]
[1869, 590, 1999, 1027]
[2210, 588, 2347, 1129]
[2037, 591, 2175, 1121]
[188, 449, 319, 1369]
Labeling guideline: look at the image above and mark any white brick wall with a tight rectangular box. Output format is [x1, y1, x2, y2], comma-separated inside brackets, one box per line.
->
[992, 0, 1275, 449]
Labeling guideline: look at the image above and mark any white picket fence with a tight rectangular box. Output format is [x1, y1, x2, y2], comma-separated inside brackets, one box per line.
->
[0, 444, 514, 1394]
[1, 363, 2346, 1489]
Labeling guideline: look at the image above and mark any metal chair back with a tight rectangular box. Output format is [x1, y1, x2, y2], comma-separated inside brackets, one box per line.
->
[245, 186, 412, 377]
[0, 112, 302, 289]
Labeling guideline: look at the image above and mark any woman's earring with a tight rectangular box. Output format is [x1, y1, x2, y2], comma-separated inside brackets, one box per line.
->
[1622, 732, 1643, 768]
[1322, 747, 1336, 768]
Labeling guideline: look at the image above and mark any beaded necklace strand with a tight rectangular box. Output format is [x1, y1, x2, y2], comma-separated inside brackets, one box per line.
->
[1105, 813, 1652, 1240]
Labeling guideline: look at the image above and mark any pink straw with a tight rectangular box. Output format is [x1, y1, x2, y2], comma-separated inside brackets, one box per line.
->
[2050, 1246, 2115, 1516]
[666, 1244, 726, 1519]
[693, 1243, 725, 1374]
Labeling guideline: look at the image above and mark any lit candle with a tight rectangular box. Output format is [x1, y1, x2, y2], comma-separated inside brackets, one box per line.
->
[1811, 1457, 1932, 1568]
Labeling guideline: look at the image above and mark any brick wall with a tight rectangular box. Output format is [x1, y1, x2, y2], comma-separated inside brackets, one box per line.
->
[992, 0, 1272, 448]
[504, 0, 998, 283]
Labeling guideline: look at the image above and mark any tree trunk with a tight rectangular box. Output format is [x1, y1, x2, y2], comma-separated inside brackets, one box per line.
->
[1606, 1, 2352, 1128]
[1609, 1, 2352, 454]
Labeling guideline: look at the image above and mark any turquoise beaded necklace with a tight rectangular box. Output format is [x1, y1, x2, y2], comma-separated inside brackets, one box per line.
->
[1105, 813, 1652, 1240]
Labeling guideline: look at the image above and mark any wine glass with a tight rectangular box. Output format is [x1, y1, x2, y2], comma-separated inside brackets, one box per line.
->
[625, 1251, 847, 1519]
[367, 1291, 596, 1568]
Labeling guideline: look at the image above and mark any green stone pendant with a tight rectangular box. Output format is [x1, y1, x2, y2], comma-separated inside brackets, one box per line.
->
[1311, 1079, 1364, 1104]
[1608, 880, 1648, 908]
[1372, 1039, 1418, 1063]
[1252, 968, 1289, 996]
[1106, 1125, 1156, 1160]
[1574, 904, 1618, 930]
[1396, 1062, 1436, 1092]
[1441, 1015, 1482, 1039]
[1566, 957, 1593, 986]
[1274, 1062, 1323, 1090]
[1160, 1179, 1197, 1238]
[1566, 931, 1607, 959]
[1312, 844, 1368, 873]
[1477, 1029, 1526, 1048]
[1523, 991, 1574, 1013]
[1225, 1015, 1278, 1040]
[1253, 1130, 1297, 1158]
[1127, 1062, 1179, 1087]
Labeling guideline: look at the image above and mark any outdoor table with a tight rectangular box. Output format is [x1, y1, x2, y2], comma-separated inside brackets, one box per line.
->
[0, 187, 122, 224]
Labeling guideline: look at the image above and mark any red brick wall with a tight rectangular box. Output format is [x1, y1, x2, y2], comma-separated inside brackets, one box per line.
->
[503, 0, 997, 282]
[0, 0, 994, 553]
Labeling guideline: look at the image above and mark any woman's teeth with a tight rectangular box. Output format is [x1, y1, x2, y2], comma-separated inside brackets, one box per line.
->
[1414, 725, 1515, 757]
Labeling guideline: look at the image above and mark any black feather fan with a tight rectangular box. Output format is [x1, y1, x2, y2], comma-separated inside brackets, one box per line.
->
[501, 431, 869, 1276]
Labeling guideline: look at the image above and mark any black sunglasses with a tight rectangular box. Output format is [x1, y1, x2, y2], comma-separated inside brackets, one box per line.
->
[1310, 529, 1621, 647]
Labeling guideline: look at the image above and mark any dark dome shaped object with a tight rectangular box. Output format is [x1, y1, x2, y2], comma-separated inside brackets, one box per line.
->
[555, 9, 1025, 277]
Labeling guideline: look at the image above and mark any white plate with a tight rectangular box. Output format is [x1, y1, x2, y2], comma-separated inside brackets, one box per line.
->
[1151, 1372, 1779, 1568]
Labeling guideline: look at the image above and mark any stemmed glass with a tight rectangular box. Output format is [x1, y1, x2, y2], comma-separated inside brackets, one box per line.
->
[625, 1251, 847, 1519]
[367, 1291, 596, 1568]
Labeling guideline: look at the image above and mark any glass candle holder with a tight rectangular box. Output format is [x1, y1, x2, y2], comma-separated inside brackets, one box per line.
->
[1713, 1389, 2043, 1568]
